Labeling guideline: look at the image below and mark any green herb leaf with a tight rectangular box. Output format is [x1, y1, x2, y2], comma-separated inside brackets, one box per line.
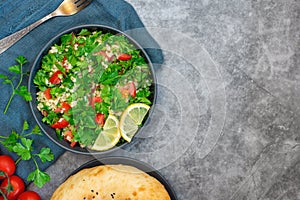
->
[22, 138, 33, 150]
[12, 142, 32, 160]
[3, 79, 12, 85]
[27, 169, 50, 188]
[15, 55, 28, 65]
[60, 33, 72, 45]
[0, 74, 8, 80]
[37, 147, 54, 163]
[99, 70, 120, 85]
[31, 125, 43, 135]
[15, 86, 32, 101]
[78, 28, 91, 36]
[1, 130, 19, 151]
[22, 121, 29, 131]
[8, 65, 21, 74]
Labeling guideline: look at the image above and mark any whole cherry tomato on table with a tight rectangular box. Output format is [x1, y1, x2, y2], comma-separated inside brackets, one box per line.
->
[17, 191, 41, 200]
[0, 155, 16, 179]
[1, 175, 25, 200]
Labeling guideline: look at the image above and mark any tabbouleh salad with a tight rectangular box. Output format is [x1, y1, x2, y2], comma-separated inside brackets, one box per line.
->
[33, 29, 153, 150]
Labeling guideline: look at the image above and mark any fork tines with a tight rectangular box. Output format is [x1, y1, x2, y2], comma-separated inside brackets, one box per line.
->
[75, 0, 92, 8]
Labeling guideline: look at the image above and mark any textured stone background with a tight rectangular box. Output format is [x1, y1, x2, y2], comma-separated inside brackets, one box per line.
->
[28, 0, 300, 199]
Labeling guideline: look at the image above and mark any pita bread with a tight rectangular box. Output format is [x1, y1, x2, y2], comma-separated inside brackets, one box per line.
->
[51, 164, 171, 200]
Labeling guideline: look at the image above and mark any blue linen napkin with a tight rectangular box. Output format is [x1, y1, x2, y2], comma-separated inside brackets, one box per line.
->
[0, 0, 163, 184]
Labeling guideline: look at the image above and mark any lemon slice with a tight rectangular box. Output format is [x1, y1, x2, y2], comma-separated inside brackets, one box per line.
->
[90, 115, 121, 151]
[120, 103, 150, 142]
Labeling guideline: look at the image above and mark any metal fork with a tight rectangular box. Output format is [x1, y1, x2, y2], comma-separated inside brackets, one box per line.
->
[0, 0, 93, 54]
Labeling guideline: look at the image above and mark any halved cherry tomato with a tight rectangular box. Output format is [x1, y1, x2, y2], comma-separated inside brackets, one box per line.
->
[120, 81, 136, 98]
[89, 96, 102, 108]
[0, 155, 16, 179]
[94, 96, 102, 103]
[61, 102, 71, 113]
[64, 130, 73, 141]
[54, 102, 71, 113]
[1, 175, 25, 200]
[63, 131, 77, 148]
[117, 53, 132, 61]
[70, 141, 77, 148]
[54, 108, 62, 113]
[43, 88, 52, 100]
[49, 71, 63, 84]
[62, 56, 68, 69]
[95, 113, 105, 127]
[17, 191, 41, 200]
[128, 81, 136, 97]
[51, 118, 69, 129]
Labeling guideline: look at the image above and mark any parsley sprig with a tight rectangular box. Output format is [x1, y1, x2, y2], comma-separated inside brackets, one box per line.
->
[0, 55, 32, 114]
[0, 121, 54, 188]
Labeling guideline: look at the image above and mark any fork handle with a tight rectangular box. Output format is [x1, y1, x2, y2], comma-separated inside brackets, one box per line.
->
[0, 13, 54, 55]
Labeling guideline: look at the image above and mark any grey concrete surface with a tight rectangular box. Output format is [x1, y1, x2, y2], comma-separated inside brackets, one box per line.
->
[28, 0, 300, 199]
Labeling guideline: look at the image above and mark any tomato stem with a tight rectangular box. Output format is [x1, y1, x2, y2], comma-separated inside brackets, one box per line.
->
[0, 189, 8, 200]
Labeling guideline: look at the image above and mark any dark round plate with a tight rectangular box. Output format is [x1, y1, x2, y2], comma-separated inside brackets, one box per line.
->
[68, 156, 178, 200]
[28, 24, 157, 155]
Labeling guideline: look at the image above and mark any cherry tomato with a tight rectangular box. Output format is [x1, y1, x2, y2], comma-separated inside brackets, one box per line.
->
[54, 107, 62, 113]
[63, 130, 74, 141]
[63, 131, 77, 148]
[95, 113, 105, 127]
[0, 196, 4, 200]
[49, 71, 63, 84]
[70, 141, 77, 148]
[120, 81, 136, 98]
[51, 118, 69, 129]
[62, 56, 68, 68]
[61, 102, 71, 113]
[128, 81, 136, 97]
[43, 88, 52, 100]
[17, 191, 41, 200]
[1, 175, 25, 200]
[89, 96, 102, 108]
[0, 155, 16, 179]
[54, 102, 71, 113]
[117, 53, 132, 61]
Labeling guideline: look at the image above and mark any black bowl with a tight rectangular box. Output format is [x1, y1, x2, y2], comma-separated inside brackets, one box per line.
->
[28, 24, 157, 155]
[68, 157, 178, 200]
